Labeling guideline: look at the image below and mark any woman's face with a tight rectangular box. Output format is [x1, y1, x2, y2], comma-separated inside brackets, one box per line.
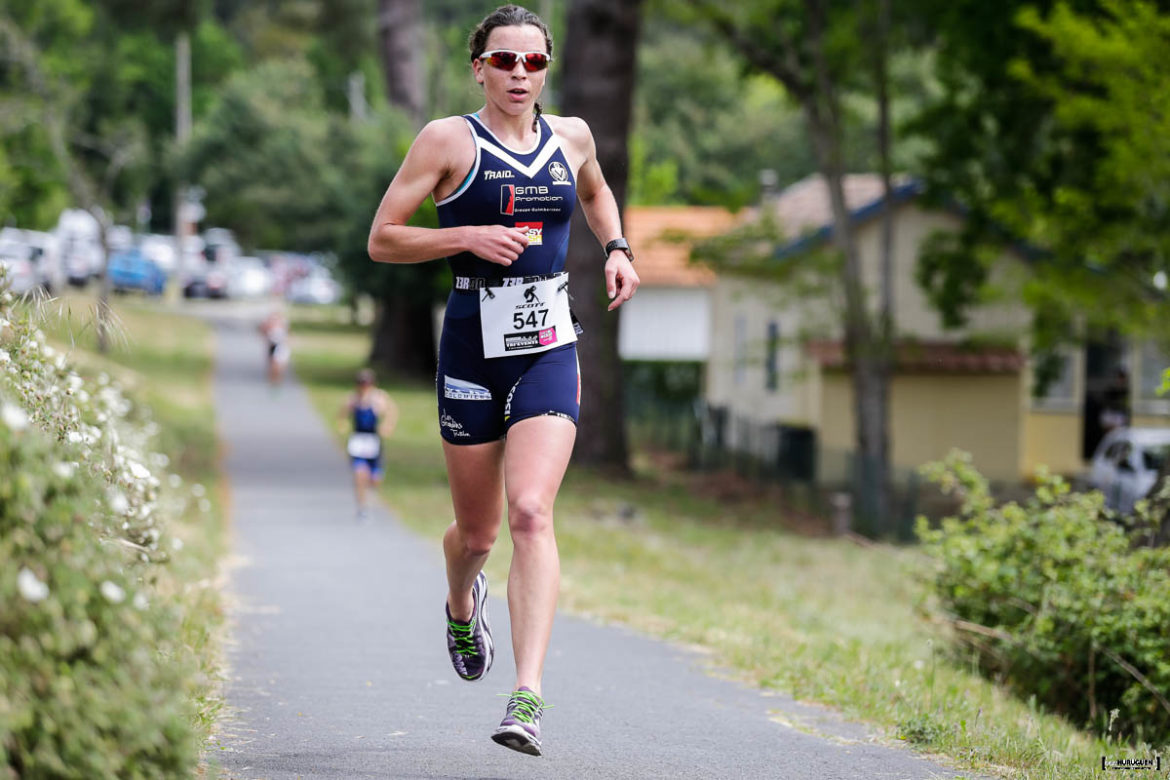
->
[473, 24, 549, 117]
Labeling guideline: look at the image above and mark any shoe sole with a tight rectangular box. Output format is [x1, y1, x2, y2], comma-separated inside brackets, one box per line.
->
[456, 572, 494, 682]
[491, 726, 542, 756]
[473, 572, 494, 679]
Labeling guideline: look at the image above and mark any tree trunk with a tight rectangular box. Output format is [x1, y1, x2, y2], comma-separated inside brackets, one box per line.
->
[368, 293, 435, 378]
[560, 0, 644, 472]
[377, 0, 424, 128]
[804, 0, 892, 532]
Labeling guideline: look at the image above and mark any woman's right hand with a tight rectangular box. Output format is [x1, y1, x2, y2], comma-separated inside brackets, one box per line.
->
[468, 225, 530, 266]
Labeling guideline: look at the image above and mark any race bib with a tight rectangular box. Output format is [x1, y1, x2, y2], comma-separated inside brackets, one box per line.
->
[346, 432, 381, 459]
[479, 273, 576, 359]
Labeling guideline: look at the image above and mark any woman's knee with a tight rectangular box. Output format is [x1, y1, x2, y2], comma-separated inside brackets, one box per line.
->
[508, 495, 553, 538]
[457, 523, 498, 557]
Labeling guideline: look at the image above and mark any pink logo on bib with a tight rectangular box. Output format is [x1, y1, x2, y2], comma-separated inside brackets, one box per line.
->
[538, 327, 557, 346]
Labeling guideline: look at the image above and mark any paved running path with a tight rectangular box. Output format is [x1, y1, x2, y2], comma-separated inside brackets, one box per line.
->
[209, 314, 973, 779]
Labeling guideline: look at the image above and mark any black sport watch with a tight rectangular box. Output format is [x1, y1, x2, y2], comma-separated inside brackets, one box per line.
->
[604, 237, 634, 263]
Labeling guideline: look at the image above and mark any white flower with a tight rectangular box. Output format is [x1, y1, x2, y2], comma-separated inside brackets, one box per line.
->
[67, 431, 83, 444]
[42, 344, 55, 359]
[108, 490, 130, 515]
[0, 350, 9, 364]
[171, 537, 184, 551]
[191, 483, 206, 498]
[198, 498, 212, 514]
[17, 568, 49, 603]
[1, 402, 29, 431]
[168, 474, 182, 489]
[100, 581, 125, 604]
[52, 462, 76, 479]
[132, 592, 149, 610]
[128, 461, 151, 481]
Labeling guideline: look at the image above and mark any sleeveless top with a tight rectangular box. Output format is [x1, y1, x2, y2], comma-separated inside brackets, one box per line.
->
[352, 399, 378, 434]
[436, 113, 577, 319]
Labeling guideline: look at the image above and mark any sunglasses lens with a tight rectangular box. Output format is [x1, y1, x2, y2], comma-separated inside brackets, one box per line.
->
[522, 53, 549, 71]
[485, 51, 519, 70]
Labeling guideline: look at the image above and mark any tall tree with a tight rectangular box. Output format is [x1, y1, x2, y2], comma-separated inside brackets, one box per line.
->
[377, 0, 424, 128]
[687, 0, 899, 526]
[561, 0, 645, 471]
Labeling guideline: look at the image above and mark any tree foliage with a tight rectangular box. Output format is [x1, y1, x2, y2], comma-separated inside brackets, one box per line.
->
[909, 0, 1170, 350]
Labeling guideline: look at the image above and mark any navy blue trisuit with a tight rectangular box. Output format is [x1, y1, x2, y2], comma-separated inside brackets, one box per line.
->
[348, 398, 383, 475]
[435, 113, 581, 445]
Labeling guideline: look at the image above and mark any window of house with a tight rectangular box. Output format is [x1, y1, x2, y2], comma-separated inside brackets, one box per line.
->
[733, 315, 746, 386]
[765, 321, 780, 392]
[1031, 348, 1077, 410]
[1137, 341, 1170, 412]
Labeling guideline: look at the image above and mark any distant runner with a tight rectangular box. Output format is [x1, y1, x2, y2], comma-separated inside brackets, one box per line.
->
[337, 368, 397, 522]
[258, 309, 290, 386]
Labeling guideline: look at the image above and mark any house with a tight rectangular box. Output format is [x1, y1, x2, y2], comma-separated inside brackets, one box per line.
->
[618, 205, 738, 363]
[703, 174, 1169, 484]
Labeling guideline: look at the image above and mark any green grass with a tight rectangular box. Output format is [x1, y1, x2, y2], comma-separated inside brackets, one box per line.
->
[290, 310, 1161, 780]
[29, 292, 228, 753]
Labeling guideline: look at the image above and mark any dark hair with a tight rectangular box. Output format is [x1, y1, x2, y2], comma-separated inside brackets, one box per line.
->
[468, 5, 552, 131]
[356, 368, 375, 385]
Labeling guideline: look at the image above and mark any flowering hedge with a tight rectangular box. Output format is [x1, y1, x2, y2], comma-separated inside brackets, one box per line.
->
[0, 289, 208, 777]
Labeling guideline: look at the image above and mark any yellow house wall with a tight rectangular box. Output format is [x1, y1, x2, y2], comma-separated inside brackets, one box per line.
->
[819, 372, 1023, 482]
[1022, 412, 1083, 477]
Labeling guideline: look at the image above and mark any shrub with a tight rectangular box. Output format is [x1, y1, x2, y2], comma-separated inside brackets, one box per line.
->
[917, 451, 1170, 745]
[0, 289, 203, 778]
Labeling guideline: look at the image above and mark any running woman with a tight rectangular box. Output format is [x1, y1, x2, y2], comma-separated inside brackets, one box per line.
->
[366, 4, 638, 757]
[338, 368, 398, 522]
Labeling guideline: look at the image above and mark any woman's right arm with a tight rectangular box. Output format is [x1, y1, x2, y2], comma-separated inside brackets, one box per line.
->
[367, 119, 530, 266]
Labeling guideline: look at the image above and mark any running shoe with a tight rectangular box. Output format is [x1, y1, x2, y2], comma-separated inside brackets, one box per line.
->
[491, 687, 545, 756]
[445, 571, 494, 681]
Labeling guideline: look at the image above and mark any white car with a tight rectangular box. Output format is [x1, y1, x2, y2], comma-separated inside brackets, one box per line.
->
[1087, 427, 1170, 514]
[0, 240, 39, 295]
[226, 257, 275, 299]
[286, 272, 341, 305]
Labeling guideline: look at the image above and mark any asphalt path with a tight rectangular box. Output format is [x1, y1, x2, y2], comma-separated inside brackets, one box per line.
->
[208, 311, 975, 780]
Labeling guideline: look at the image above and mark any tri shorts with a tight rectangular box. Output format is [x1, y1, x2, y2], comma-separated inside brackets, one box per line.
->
[436, 309, 580, 445]
[350, 455, 383, 476]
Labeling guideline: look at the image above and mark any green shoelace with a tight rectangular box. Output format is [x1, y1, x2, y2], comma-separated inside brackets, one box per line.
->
[500, 689, 548, 723]
[447, 617, 479, 656]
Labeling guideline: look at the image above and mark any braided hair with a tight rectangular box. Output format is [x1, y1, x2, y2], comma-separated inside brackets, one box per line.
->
[468, 5, 553, 133]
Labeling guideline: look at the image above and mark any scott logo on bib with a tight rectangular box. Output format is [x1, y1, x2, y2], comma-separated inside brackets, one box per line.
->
[479, 273, 576, 359]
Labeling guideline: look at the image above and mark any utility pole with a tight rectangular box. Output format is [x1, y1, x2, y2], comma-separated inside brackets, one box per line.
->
[170, 30, 192, 303]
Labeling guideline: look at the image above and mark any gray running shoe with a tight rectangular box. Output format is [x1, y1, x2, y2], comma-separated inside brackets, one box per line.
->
[445, 571, 494, 681]
[491, 687, 545, 756]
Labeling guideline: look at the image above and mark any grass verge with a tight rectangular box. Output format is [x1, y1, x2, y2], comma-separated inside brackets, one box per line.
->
[290, 309, 1160, 780]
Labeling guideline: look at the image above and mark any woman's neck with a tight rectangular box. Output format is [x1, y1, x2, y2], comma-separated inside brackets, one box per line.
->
[478, 104, 536, 147]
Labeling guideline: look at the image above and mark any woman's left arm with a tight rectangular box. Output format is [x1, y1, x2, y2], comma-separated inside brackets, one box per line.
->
[562, 118, 640, 311]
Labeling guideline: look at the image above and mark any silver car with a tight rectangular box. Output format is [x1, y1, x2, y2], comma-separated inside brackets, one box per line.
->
[1087, 427, 1170, 514]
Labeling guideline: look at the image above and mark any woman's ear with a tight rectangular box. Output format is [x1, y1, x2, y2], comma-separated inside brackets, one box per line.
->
[472, 60, 484, 86]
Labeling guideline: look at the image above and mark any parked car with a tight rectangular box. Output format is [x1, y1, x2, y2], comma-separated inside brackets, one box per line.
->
[107, 248, 167, 295]
[1086, 427, 1170, 514]
[182, 258, 229, 299]
[1, 228, 63, 293]
[226, 256, 275, 299]
[286, 271, 341, 305]
[0, 240, 39, 295]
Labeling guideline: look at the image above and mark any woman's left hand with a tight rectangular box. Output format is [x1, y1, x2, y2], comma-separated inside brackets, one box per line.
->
[604, 252, 639, 311]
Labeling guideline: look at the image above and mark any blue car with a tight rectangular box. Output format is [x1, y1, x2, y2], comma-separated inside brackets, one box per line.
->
[107, 248, 166, 295]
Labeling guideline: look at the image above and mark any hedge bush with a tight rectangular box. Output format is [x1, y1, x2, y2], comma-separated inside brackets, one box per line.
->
[0, 289, 204, 778]
[917, 451, 1170, 745]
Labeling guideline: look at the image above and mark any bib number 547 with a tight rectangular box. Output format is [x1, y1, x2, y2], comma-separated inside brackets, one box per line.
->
[513, 309, 549, 330]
